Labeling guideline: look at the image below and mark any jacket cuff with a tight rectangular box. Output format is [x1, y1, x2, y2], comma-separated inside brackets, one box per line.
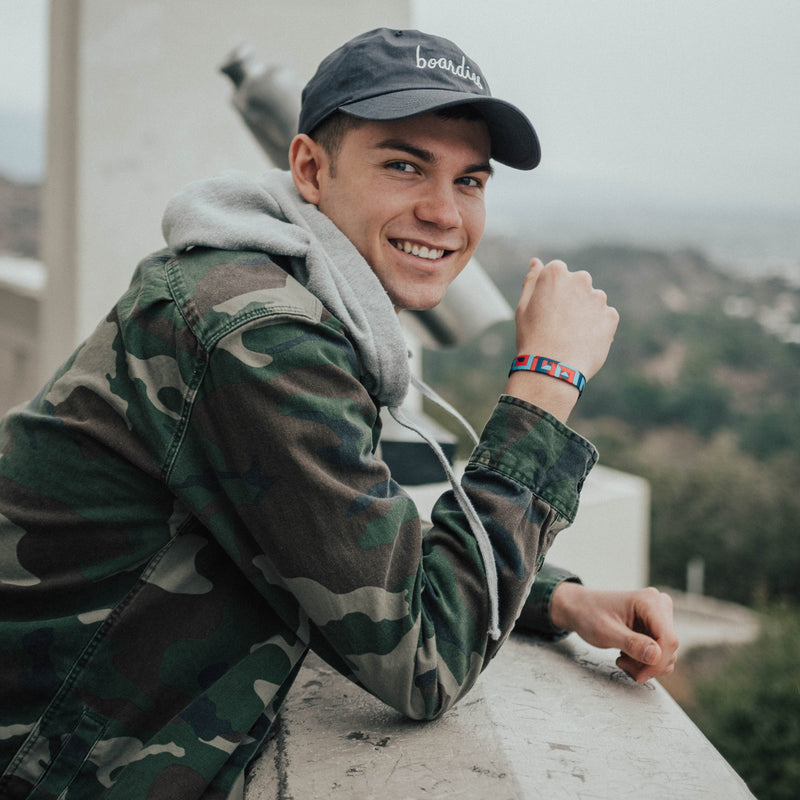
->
[514, 562, 582, 640]
[469, 395, 598, 522]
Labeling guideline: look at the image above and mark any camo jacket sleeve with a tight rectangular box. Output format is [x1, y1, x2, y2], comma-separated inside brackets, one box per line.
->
[0, 247, 597, 798]
[161, 247, 598, 720]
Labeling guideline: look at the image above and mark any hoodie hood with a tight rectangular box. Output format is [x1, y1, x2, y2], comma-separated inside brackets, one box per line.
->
[162, 168, 410, 409]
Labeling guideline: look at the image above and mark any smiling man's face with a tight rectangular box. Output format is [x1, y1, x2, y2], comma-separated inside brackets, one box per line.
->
[304, 112, 492, 311]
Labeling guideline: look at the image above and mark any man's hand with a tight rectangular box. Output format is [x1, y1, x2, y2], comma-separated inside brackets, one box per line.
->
[550, 582, 679, 683]
[506, 259, 619, 422]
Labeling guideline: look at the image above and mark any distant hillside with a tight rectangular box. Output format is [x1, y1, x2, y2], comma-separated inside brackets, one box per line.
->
[439, 234, 800, 448]
[425, 235, 800, 607]
[480, 234, 766, 315]
[0, 174, 40, 259]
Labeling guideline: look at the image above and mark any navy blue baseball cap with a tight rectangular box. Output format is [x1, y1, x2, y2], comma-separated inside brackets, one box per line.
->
[298, 28, 541, 170]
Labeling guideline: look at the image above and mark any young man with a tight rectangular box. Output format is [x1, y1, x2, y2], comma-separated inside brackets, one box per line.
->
[0, 28, 677, 800]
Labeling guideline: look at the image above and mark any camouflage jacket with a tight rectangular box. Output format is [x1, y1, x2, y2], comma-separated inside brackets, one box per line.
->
[0, 246, 597, 799]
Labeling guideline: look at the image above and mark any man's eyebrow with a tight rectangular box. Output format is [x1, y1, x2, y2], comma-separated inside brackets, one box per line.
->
[374, 138, 494, 176]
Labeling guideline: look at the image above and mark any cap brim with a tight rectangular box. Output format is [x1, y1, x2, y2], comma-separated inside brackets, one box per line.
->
[340, 89, 541, 170]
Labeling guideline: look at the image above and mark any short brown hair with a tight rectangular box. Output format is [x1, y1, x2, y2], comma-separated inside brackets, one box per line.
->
[309, 105, 487, 174]
[308, 112, 367, 170]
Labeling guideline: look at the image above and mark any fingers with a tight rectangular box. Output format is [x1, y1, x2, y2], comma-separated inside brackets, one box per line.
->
[553, 584, 681, 684]
[514, 258, 619, 381]
[616, 589, 680, 683]
[623, 633, 662, 666]
[517, 257, 544, 310]
[617, 641, 679, 684]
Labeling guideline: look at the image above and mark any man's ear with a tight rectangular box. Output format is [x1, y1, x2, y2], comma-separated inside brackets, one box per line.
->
[289, 134, 326, 206]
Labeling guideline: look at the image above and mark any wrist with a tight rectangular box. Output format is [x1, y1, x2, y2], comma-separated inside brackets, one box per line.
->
[549, 579, 585, 631]
[509, 354, 587, 395]
[506, 354, 586, 423]
[506, 371, 579, 423]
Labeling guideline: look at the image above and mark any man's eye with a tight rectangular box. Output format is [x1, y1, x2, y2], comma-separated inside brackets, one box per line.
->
[388, 161, 416, 173]
[456, 176, 483, 188]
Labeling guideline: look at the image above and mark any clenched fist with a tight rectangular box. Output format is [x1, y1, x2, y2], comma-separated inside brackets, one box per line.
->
[506, 258, 619, 422]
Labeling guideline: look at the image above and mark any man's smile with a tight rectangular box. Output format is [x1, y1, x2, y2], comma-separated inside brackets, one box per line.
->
[390, 239, 449, 261]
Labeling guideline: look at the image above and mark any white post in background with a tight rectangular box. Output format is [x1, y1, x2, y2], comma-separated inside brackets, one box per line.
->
[41, 0, 413, 379]
[687, 555, 706, 596]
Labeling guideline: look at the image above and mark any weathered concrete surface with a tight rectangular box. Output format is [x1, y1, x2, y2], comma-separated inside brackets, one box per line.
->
[245, 634, 755, 799]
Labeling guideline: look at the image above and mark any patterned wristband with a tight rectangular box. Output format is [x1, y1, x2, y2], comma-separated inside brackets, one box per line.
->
[509, 354, 587, 395]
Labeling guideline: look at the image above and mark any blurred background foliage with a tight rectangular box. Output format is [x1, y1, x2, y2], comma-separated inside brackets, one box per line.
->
[422, 236, 800, 799]
[424, 237, 800, 606]
[684, 604, 800, 800]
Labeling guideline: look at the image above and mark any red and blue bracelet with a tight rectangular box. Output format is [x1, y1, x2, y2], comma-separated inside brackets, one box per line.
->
[509, 354, 587, 395]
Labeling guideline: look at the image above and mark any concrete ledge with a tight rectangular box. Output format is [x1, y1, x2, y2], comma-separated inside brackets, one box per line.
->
[245, 634, 755, 799]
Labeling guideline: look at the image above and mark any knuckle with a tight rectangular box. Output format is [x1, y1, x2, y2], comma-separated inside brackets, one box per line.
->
[573, 269, 593, 288]
[545, 259, 569, 276]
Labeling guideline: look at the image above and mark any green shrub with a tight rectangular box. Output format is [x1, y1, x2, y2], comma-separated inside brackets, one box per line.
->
[692, 606, 800, 800]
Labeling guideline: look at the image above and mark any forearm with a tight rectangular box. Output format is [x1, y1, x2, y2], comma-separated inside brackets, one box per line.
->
[435, 396, 598, 658]
[549, 578, 588, 631]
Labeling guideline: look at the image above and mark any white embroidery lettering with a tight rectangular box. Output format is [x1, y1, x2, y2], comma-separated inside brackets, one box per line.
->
[415, 45, 483, 90]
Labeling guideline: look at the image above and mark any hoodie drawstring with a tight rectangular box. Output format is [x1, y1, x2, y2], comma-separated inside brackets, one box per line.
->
[389, 378, 502, 642]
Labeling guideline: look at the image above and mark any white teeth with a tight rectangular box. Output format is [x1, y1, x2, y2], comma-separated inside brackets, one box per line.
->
[394, 240, 445, 260]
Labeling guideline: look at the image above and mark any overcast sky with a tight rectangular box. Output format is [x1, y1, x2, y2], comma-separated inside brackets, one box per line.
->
[0, 2, 47, 114]
[2, 0, 799, 218]
[415, 0, 800, 216]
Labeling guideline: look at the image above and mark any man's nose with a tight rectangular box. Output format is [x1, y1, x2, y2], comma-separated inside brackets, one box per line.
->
[415, 182, 462, 229]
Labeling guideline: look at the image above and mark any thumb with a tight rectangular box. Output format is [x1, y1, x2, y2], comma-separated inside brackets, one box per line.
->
[623, 633, 661, 665]
[604, 616, 662, 665]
